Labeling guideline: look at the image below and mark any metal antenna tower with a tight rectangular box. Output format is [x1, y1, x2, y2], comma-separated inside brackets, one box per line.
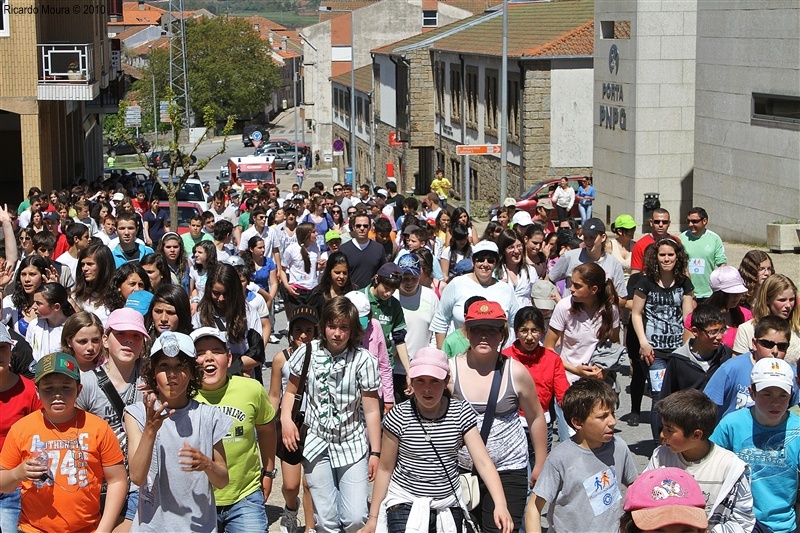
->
[168, 0, 191, 127]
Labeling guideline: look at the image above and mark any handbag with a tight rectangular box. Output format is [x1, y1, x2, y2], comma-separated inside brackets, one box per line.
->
[412, 400, 482, 533]
[459, 357, 506, 511]
[275, 342, 313, 465]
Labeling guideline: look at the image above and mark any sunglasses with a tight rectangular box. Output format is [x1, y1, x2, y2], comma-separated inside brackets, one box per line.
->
[652, 220, 670, 225]
[354, 224, 370, 229]
[756, 338, 790, 352]
[332, 210, 342, 214]
[687, 218, 703, 224]
[473, 254, 498, 264]
[333, 187, 343, 192]
[19, 236, 31, 241]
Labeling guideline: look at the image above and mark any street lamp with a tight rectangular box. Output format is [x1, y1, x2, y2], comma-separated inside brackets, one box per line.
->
[149, 45, 158, 150]
[320, 5, 356, 181]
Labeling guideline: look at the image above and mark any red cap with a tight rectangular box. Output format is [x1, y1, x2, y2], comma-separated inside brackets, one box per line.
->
[464, 300, 507, 327]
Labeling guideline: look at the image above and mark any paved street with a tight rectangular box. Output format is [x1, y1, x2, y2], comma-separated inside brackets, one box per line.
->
[127, 108, 799, 531]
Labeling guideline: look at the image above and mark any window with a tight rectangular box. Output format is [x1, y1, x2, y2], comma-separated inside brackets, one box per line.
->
[470, 167, 478, 201]
[435, 61, 445, 118]
[1, 0, 9, 37]
[466, 67, 479, 129]
[485, 69, 498, 134]
[450, 66, 461, 121]
[507, 76, 520, 142]
[333, 88, 341, 119]
[422, 10, 438, 27]
[752, 93, 800, 131]
[600, 20, 631, 39]
[357, 97, 363, 132]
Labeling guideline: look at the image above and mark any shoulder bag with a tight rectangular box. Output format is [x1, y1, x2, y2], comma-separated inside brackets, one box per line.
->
[459, 356, 506, 511]
[412, 399, 482, 533]
[275, 342, 313, 465]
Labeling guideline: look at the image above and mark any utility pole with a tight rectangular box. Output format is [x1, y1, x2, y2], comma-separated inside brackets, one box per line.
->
[168, 0, 191, 128]
[149, 46, 158, 149]
[499, 0, 509, 202]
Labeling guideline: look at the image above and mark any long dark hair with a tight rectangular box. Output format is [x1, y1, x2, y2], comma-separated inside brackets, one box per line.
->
[11, 255, 49, 309]
[451, 207, 473, 229]
[198, 263, 247, 343]
[158, 232, 188, 282]
[34, 282, 75, 317]
[142, 350, 203, 399]
[295, 222, 315, 274]
[313, 252, 353, 301]
[108, 263, 152, 311]
[74, 241, 116, 304]
[570, 263, 619, 343]
[448, 224, 472, 273]
[241, 235, 265, 267]
[145, 284, 193, 337]
[192, 240, 218, 274]
[495, 229, 533, 280]
[643, 237, 688, 284]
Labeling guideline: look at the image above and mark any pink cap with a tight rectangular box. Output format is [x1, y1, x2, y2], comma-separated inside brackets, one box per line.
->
[710, 266, 748, 294]
[408, 348, 450, 380]
[624, 468, 707, 531]
[106, 308, 150, 339]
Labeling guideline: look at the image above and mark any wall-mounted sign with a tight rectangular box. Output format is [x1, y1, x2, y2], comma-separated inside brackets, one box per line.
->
[599, 44, 627, 131]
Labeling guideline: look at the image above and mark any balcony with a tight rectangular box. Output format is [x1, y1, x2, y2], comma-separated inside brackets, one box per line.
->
[37, 43, 100, 101]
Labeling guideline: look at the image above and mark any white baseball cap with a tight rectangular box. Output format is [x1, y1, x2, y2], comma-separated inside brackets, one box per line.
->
[751, 357, 795, 394]
[511, 211, 534, 227]
[345, 291, 371, 329]
[150, 331, 196, 358]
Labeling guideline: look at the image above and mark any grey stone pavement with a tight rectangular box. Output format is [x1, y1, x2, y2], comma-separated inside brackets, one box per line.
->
[248, 109, 800, 530]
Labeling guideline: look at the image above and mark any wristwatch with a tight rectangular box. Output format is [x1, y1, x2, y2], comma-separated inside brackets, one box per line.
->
[262, 467, 278, 479]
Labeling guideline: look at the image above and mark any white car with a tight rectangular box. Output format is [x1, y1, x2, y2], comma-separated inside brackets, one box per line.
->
[149, 174, 209, 213]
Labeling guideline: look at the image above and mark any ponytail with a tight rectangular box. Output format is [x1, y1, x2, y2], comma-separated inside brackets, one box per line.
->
[571, 263, 619, 342]
[296, 222, 314, 274]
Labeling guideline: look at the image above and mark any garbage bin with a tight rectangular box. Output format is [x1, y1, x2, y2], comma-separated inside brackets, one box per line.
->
[643, 193, 661, 233]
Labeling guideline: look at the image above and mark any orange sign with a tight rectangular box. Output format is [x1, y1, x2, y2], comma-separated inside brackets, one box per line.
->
[456, 144, 502, 156]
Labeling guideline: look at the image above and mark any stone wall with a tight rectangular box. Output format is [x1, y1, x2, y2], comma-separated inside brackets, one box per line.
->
[407, 48, 436, 148]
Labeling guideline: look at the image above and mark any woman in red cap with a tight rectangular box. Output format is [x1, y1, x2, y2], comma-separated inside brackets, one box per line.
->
[449, 300, 549, 533]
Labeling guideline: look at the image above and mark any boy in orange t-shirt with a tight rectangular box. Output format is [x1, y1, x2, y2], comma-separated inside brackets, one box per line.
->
[0, 352, 127, 533]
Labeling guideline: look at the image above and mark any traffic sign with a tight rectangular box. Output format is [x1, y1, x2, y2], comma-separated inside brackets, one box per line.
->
[251, 130, 263, 141]
[253, 140, 263, 148]
[159, 101, 171, 123]
[125, 105, 142, 128]
[332, 139, 345, 152]
[456, 144, 502, 156]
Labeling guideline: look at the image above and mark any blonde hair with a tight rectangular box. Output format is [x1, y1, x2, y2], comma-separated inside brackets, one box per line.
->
[61, 311, 108, 368]
[753, 274, 800, 333]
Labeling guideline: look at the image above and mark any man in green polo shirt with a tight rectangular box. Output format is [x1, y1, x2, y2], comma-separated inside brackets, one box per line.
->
[680, 206, 727, 301]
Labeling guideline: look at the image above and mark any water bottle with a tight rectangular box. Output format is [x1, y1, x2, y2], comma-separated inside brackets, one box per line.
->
[32, 441, 50, 488]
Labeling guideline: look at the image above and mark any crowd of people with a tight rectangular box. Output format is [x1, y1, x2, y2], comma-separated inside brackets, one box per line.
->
[0, 173, 798, 533]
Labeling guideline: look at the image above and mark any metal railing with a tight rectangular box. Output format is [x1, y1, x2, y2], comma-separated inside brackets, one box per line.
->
[38, 43, 95, 83]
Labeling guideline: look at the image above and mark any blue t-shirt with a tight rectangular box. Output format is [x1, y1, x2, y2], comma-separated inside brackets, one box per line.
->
[252, 257, 277, 292]
[703, 354, 799, 418]
[578, 185, 595, 205]
[710, 408, 800, 533]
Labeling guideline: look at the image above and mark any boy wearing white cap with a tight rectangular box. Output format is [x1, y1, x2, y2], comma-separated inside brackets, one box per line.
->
[710, 356, 800, 533]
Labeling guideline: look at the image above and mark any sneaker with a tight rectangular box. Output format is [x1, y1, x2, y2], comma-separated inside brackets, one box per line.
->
[281, 506, 300, 533]
[269, 334, 281, 344]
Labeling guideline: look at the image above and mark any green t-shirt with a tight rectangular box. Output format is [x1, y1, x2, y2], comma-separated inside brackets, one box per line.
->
[680, 229, 727, 298]
[17, 200, 30, 215]
[238, 212, 251, 230]
[363, 286, 406, 368]
[196, 375, 275, 505]
[442, 329, 469, 358]
[181, 231, 213, 253]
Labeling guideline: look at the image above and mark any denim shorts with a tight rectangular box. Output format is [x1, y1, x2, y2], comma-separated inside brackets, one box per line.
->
[123, 490, 139, 521]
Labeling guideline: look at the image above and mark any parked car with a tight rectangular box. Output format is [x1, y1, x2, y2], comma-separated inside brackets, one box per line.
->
[487, 176, 587, 221]
[242, 125, 269, 147]
[253, 147, 297, 170]
[264, 138, 310, 156]
[156, 202, 202, 235]
[148, 151, 197, 169]
[149, 175, 208, 213]
[107, 137, 150, 156]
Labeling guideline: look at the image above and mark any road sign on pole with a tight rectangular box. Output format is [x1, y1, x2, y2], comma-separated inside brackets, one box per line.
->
[456, 144, 502, 156]
[125, 105, 142, 128]
[251, 130, 263, 142]
[159, 101, 171, 123]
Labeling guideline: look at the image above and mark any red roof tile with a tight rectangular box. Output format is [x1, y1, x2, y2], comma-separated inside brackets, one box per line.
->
[110, 2, 165, 25]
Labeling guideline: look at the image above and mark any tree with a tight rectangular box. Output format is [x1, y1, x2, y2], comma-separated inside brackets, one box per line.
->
[108, 95, 235, 230]
[183, 17, 280, 121]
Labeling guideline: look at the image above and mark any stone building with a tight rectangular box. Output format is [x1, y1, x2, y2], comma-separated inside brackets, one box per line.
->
[1, 0, 122, 202]
[369, 0, 595, 198]
[301, 0, 473, 174]
[593, 0, 799, 244]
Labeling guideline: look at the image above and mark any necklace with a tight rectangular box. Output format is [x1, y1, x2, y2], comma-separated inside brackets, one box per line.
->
[415, 399, 448, 442]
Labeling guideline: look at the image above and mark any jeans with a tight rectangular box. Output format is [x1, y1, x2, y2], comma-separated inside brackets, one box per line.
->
[0, 488, 21, 533]
[304, 451, 369, 533]
[578, 203, 592, 223]
[124, 489, 139, 521]
[386, 503, 465, 533]
[217, 488, 268, 533]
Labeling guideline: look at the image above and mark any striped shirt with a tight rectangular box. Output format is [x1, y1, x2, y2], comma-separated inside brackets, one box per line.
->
[383, 398, 477, 498]
[290, 339, 379, 468]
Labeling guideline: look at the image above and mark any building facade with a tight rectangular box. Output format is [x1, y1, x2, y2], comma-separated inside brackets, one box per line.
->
[0, 0, 121, 203]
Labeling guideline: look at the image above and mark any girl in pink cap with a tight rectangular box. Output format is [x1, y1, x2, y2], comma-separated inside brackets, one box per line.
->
[360, 347, 513, 533]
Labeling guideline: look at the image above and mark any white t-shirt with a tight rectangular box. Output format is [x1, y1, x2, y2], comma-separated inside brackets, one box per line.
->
[395, 286, 439, 374]
[281, 242, 320, 291]
[25, 318, 65, 362]
[55, 251, 79, 282]
[549, 295, 620, 383]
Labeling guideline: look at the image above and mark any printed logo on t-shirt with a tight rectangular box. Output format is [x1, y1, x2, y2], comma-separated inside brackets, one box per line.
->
[688, 258, 706, 275]
[735, 384, 753, 411]
[582, 467, 621, 516]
